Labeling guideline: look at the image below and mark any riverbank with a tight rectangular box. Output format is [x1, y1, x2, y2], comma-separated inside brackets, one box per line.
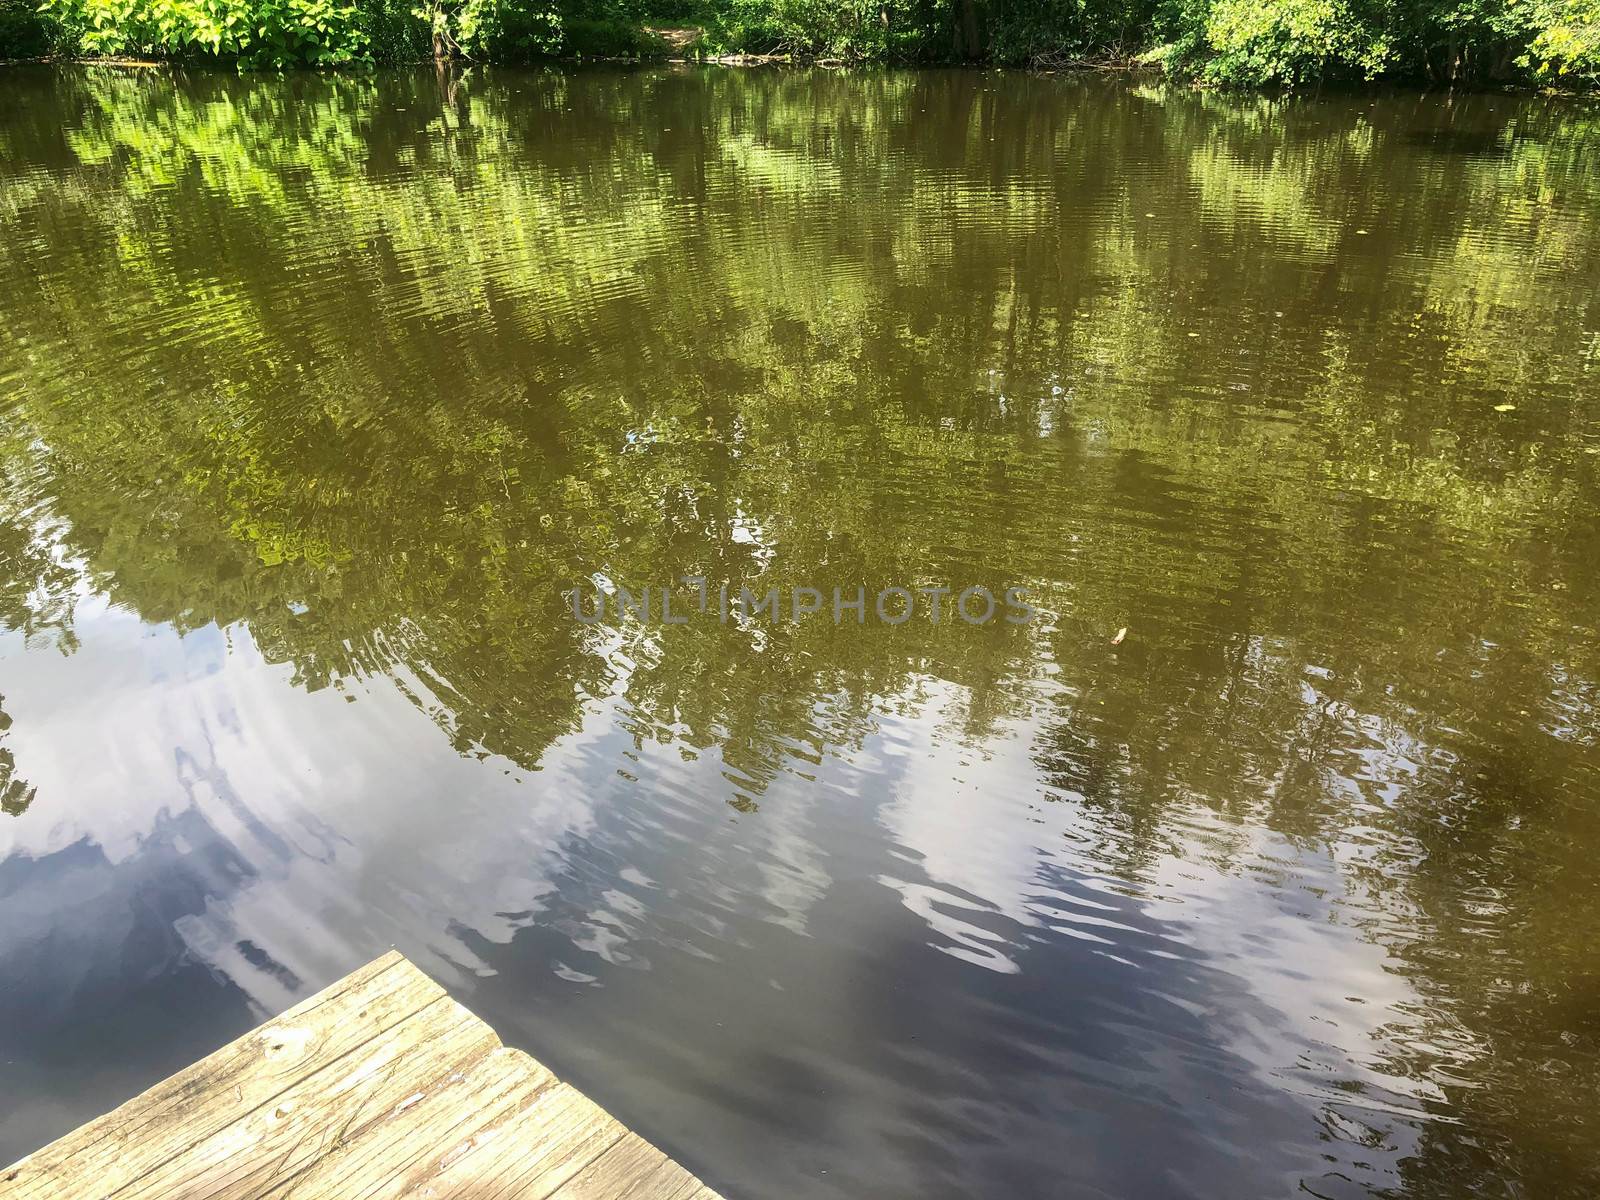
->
[4, 0, 1599, 90]
[5, 52, 1596, 106]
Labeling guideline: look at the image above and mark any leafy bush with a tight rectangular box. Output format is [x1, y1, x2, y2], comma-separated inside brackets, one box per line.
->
[639, 0, 704, 19]
[1385, 0, 1537, 82]
[27, 0, 1600, 85]
[1527, 0, 1600, 84]
[411, 0, 561, 57]
[1, 0, 61, 56]
[42, 0, 372, 64]
[358, 0, 430, 59]
[561, 14, 668, 54]
[988, 0, 1159, 64]
[1197, 0, 1391, 84]
[700, 0, 846, 55]
[699, 0, 939, 57]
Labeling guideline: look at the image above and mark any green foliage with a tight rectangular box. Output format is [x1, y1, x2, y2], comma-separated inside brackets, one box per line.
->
[21, 0, 1600, 96]
[43, 0, 373, 64]
[1145, 0, 1600, 86]
[0, 0, 61, 56]
[410, 0, 562, 57]
[1387, 0, 1538, 82]
[356, 0, 430, 59]
[699, 0, 866, 56]
[1527, 0, 1600, 83]
[677, 0, 1600, 84]
[1198, 0, 1392, 84]
[639, 0, 702, 18]
[987, 0, 1160, 64]
[561, 15, 667, 54]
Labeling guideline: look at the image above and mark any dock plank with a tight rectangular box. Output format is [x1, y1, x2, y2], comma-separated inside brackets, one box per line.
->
[1, 953, 723, 1200]
[389, 1064, 628, 1198]
[549, 1136, 707, 1200]
[116, 996, 504, 1200]
[3, 950, 438, 1199]
[265, 1046, 557, 1200]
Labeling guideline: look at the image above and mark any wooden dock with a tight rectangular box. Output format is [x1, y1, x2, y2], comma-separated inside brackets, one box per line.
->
[1, 951, 724, 1200]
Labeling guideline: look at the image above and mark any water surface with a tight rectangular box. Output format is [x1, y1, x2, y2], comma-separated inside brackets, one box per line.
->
[2, 64, 1600, 1198]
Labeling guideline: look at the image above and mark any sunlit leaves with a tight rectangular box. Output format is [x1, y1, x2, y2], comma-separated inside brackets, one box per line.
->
[40, 0, 372, 65]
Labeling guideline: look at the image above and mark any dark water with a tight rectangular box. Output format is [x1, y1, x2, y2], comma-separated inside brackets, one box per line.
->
[2, 63, 1600, 1197]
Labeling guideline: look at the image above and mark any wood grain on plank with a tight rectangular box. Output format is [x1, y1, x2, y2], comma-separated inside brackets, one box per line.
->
[264, 1045, 558, 1200]
[391, 1063, 630, 1198]
[547, 1132, 709, 1200]
[1, 952, 725, 1200]
[113, 996, 501, 1200]
[4, 951, 444, 1200]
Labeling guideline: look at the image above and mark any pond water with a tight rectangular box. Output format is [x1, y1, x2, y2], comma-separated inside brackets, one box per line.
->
[2, 63, 1599, 1197]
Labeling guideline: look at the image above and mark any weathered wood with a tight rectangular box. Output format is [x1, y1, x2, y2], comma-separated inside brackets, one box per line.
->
[549, 1135, 707, 1200]
[1, 953, 724, 1200]
[116, 996, 505, 1200]
[385, 1060, 628, 1198]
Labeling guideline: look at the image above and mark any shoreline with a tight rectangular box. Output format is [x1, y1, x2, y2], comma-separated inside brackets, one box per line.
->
[0, 52, 1595, 98]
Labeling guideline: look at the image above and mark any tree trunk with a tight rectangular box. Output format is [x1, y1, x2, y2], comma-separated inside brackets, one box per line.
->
[953, 0, 984, 60]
